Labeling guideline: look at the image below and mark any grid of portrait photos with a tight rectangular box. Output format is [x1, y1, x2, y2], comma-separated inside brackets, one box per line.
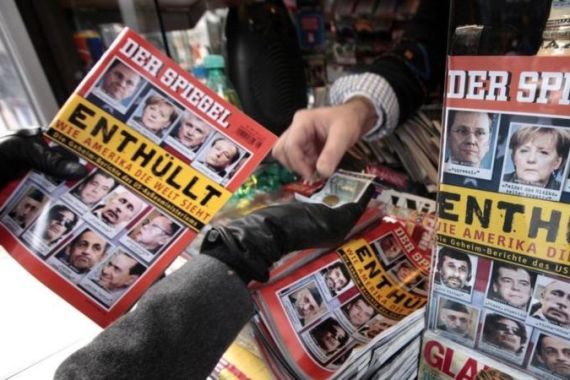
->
[85, 57, 253, 186]
[274, 227, 427, 370]
[428, 246, 570, 379]
[0, 167, 184, 309]
[442, 109, 570, 202]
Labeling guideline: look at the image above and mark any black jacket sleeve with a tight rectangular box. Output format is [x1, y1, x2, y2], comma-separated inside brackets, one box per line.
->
[54, 255, 254, 380]
[365, 0, 450, 123]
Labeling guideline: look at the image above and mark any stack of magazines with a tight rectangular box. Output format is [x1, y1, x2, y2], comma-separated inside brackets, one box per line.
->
[352, 110, 441, 193]
[250, 175, 436, 379]
[330, 308, 425, 380]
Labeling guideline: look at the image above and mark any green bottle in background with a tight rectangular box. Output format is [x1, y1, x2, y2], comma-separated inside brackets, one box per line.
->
[203, 54, 243, 109]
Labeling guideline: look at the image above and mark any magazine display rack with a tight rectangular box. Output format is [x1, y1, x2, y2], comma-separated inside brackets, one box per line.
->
[420, 1, 570, 379]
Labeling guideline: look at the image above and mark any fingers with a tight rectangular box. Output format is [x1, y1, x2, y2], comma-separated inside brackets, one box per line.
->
[27, 136, 87, 180]
[315, 185, 374, 241]
[45, 152, 88, 180]
[315, 123, 360, 178]
[272, 111, 319, 180]
[47, 146, 88, 180]
[274, 104, 368, 180]
[356, 183, 375, 211]
[286, 143, 315, 180]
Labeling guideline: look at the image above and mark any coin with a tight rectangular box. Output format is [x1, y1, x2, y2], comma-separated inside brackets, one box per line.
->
[323, 194, 340, 206]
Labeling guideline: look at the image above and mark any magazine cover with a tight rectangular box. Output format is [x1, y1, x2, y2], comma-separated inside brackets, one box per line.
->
[254, 218, 429, 379]
[0, 28, 276, 326]
[266, 171, 382, 284]
[419, 331, 532, 380]
[430, 55, 570, 377]
[267, 186, 437, 286]
[375, 188, 436, 275]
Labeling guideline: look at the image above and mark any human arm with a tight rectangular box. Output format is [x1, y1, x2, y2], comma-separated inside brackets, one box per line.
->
[55, 255, 254, 380]
[273, 0, 450, 180]
[272, 96, 378, 180]
[55, 188, 373, 379]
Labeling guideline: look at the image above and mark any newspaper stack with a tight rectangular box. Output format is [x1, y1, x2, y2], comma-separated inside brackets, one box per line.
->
[330, 308, 425, 380]
[355, 110, 441, 193]
[252, 177, 437, 379]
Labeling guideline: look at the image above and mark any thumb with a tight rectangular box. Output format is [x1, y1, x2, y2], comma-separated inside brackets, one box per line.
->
[315, 126, 358, 178]
[323, 182, 375, 235]
[31, 139, 88, 180]
[44, 153, 88, 180]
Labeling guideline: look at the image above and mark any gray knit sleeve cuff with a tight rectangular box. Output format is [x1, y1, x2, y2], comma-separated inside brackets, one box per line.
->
[329, 72, 400, 141]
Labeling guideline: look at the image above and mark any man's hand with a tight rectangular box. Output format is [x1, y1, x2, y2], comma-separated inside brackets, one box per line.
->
[0, 130, 87, 186]
[202, 184, 374, 283]
[272, 97, 377, 180]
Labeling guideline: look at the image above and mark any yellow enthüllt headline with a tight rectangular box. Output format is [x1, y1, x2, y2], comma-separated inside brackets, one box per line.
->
[338, 238, 427, 320]
[47, 94, 232, 231]
[438, 183, 570, 278]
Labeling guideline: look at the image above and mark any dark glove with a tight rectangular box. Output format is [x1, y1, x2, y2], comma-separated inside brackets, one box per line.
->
[201, 184, 374, 283]
[0, 130, 87, 187]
